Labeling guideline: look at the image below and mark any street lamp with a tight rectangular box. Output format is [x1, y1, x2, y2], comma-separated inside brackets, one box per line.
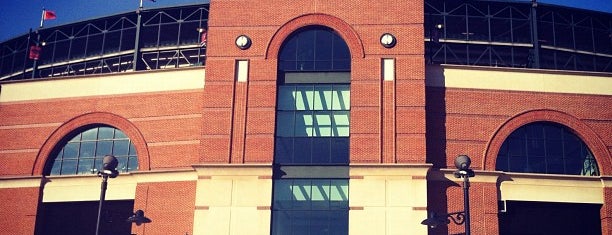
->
[453, 155, 474, 235]
[421, 211, 466, 228]
[422, 155, 474, 235]
[95, 155, 119, 235]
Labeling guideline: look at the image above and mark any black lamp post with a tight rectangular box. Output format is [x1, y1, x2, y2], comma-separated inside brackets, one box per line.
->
[422, 155, 474, 235]
[95, 155, 119, 235]
[453, 155, 475, 235]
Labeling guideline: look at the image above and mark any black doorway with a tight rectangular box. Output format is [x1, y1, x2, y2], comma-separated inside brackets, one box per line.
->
[36, 200, 134, 235]
[499, 201, 602, 235]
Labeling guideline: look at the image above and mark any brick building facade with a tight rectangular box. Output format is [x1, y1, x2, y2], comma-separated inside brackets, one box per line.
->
[0, 0, 610, 234]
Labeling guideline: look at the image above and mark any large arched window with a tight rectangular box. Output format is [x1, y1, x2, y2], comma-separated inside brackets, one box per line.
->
[46, 125, 138, 175]
[272, 26, 351, 235]
[495, 122, 599, 176]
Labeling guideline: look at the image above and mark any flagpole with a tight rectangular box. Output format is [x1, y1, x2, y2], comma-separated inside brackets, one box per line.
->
[23, 28, 33, 79]
[32, 9, 46, 78]
[40, 9, 45, 28]
[133, 0, 144, 71]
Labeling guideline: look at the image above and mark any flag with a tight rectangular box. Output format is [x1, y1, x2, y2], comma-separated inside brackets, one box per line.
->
[200, 30, 207, 47]
[43, 10, 57, 20]
[29, 45, 42, 60]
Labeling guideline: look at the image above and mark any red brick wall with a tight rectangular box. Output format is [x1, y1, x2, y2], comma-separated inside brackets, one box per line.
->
[132, 181, 196, 235]
[427, 86, 612, 234]
[0, 90, 203, 176]
[0, 187, 40, 234]
[427, 87, 612, 172]
[205, 0, 426, 164]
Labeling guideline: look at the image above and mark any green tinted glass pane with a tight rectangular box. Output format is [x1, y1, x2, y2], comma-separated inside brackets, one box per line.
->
[68, 133, 82, 142]
[96, 141, 113, 156]
[274, 180, 293, 210]
[79, 142, 96, 158]
[311, 180, 330, 210]
[278, 86, 296, 110]
[330, 180, 348, 209]
[115, 130, 128, 139]
[115, 156, 128, 172]
[98, 127, 115, 139]
[63, 143, 80, 159]
[332, 111, 350, 137]
[128, 156, 139, 172]
[313, 85, 333, 110]
[310, 211, 329, 234]
[292, 180, 311, 209]
[113, 140, 130, 155]
[81, 128, 98, 140]
[77, 158, 95, 174]
[292, 211, 311, 235]
[50, 161, 62, 175]
[295, 86, 314, 110]
[94, 157, 104, 172]
[61, 160, 78, 175]
[272, 210, 292, 235]
[294, 112, 313, 137]
[276, 112, 295, 137]
[129, 142, 137, 155]
[332, 85, 350, 110]
[313, 112, 331, 137]
[329, 211, 349, 234]
[54, 149, 64, 160]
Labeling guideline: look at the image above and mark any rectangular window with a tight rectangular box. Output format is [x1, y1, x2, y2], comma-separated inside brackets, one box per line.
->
[271, 179, 349, 235]
[274, 84, 350, 165]
[273, 68, 350, 235]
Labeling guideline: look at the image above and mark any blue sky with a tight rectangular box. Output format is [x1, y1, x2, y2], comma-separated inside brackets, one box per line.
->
[0, 0, 610, 41]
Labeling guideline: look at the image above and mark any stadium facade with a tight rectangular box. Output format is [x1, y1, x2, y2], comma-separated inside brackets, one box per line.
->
[0, 0, 610, 234]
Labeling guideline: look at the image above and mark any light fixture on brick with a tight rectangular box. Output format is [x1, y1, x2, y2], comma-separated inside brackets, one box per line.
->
[380, 33, 396, 48]
[235, 35, 252, 50]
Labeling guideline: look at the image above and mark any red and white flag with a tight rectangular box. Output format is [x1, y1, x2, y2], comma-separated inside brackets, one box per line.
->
[40, 9, 57, 27]
[43, 10, 57, 20]
[200, 30, 207, 47]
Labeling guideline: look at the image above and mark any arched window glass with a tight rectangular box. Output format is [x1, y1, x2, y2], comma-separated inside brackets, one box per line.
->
[278, 26, 351, 72]
[496, 122, 599, 176]
[46, 126, 138, 175]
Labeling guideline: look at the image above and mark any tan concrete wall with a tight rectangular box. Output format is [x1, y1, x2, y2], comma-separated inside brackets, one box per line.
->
[192, 164, 272, 235]
[349, 164, 431, 235]
[426, 65, 612, 95]
[0, 67, 205, 103]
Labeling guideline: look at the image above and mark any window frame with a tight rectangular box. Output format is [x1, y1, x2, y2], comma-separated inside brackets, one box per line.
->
[46, 125, 138, 176]
[495, 122, 599, 176]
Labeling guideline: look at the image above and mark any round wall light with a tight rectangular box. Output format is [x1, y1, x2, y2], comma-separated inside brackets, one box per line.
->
[235, 35, 252, 50]
[380, 33, 397, 48]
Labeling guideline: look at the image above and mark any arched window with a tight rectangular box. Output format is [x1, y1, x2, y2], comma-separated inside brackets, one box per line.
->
[278, 26, 351, 72]
[272, 26, 350, 235]
[495, 122, 599, 176]
[275, 26, 351, 164]
[46, 126, 138, 175]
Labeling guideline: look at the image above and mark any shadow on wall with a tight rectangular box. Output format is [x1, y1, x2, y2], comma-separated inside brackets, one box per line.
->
[425, 65, 447, 168]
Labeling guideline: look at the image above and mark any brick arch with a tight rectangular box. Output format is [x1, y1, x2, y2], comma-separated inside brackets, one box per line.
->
[483, 109, 611, 174]
[32, 112, 150, 175]
[265, 13, 364, 59]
